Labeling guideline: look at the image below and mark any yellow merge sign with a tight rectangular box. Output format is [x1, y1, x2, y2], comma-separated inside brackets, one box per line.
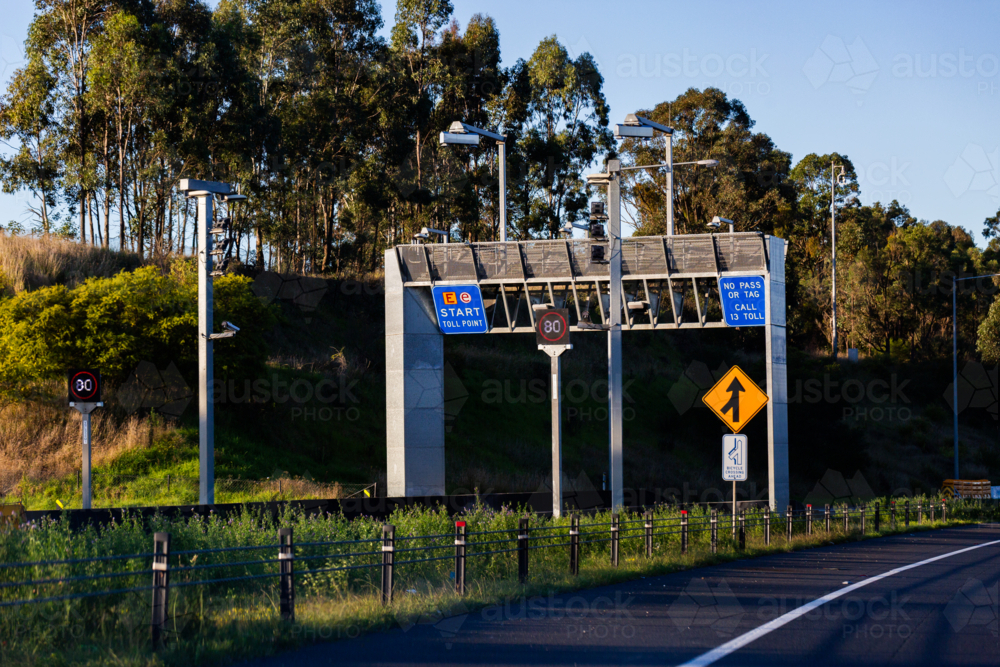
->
[702, 366, 769, 432]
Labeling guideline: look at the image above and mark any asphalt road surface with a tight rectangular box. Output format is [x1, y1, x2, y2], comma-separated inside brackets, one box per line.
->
[238, 525, 1000, 667]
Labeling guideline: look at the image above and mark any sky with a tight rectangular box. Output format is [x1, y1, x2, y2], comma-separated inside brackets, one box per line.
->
[1, 0, 998, 244]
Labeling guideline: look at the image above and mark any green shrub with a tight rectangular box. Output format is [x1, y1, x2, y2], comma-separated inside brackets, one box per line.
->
[0, 261, 276, 396]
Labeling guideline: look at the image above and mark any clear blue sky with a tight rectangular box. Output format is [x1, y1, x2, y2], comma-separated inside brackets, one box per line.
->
[2, 0, 997, 244]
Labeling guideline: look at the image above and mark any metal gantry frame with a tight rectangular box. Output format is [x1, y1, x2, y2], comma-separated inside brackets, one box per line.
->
[384, 230, 790, 510]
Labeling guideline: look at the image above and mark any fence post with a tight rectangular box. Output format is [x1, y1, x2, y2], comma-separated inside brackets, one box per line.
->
[381, 524, 394, 605]
[711, 509, 718, 554]
[764, 507, 771, 546]
[918, 502, 923, 524]
[860, 506, 866, 534]
[874, 503, 880, 533]
[942, 499, 947, 523]
[825, 504, 831, 532]
[905, 500, 910, 527]
[786, 506, 793, 541]
[738, 510, 745, 550]
[455, 521, 466, 595]
[278, 528, 295, 622]
[518, 516, 529, 583]
[681, 510, 689, 554]
[150, 532, 171, 646]
[930, 501, 935, 523]
[806, 505, 813, 535]
[890, 501, 896, 529]
[570, 514, 580, 576]
[611, 513, 620, 567]
[644, 511, 653, 558]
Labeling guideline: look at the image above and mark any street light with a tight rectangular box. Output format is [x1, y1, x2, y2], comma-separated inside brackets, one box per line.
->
[440, 121, 508, 242]
[709, 216, 734, 234]
[178, 178, 245, 506]
[614, 114, 719, 235]
[952, 272, 1000, 480]
[831, 163, 846, 359]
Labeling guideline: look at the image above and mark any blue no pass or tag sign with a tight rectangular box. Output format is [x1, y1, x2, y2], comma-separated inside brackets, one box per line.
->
[719, 276, 765, 326]
[432, 285, 488, 334]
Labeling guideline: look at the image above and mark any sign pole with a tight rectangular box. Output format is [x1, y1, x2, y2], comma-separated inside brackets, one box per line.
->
[68, 369, 102, 511]
[732, 479, 736, 537]
[536, 308, 572, 518]
[82, 411, 91, 509]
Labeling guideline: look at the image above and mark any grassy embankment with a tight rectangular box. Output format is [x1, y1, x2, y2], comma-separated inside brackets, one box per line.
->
[2, 233, 998, 509]
[1, 497, 995, 667]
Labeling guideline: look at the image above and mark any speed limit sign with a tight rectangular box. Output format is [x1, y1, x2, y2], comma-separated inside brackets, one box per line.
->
[535, 308, 571, 346]
[68, 369, 102, 403]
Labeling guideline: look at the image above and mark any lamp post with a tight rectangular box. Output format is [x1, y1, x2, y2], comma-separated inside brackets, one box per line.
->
[586, 162, 623, 511]
[177, 179, 244, 506]
[831, 163, 846, 359]
[440, 121, 508, 241]
[615, 114, 719, 235]
[952, 272, 1000, 480]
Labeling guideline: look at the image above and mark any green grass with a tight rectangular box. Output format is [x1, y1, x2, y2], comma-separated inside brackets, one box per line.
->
[1, 497, 996, 667]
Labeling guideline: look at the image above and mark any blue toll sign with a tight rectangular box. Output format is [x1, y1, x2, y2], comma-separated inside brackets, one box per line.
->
[432, 285, 489, 334]
[719, 276, 766, 327]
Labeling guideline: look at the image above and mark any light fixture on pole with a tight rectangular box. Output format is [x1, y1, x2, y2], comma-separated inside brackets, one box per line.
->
[710, 216, 734, 234]
[440, 121, 508, 242]
[178, 178, 246, 506]
[951, 272, 1000, 480]
[831, 163, 846, 359]
[615, 114, 719, 235]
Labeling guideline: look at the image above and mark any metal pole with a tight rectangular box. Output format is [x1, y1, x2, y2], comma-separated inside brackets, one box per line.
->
[953, 281, 959, 479]
[498, 140, 507, 242]
[608, 160, 623, 511]
[732, 480, 736, 537]
[665, 133, 674, 235]
[831, 161, 838, 359]
[551, 352, 562, 518]
[82, 412, 92, 510]
[197, 193, 215, 505]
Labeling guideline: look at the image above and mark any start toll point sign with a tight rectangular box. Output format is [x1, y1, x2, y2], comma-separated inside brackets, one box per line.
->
[432, 285, 489, 334]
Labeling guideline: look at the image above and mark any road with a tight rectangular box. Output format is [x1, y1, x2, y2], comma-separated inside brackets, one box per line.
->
[238, 525, 1000, 667]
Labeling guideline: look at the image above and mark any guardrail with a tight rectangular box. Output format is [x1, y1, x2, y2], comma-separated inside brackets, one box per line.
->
[1, 498, 974, 647]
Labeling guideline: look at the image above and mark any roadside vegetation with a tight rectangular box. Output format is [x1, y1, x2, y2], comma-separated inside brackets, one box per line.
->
[1, 497, 996, 667]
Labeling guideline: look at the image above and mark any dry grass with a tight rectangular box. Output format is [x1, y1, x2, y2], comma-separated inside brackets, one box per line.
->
[0, 231, 140, 295]
[0, 391, 168, 495]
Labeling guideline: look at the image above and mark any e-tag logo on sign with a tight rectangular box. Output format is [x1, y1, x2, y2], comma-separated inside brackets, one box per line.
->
[432, 286, 489, 334]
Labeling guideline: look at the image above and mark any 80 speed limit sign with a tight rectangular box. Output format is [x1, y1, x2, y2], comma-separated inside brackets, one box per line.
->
[535, 308, 571, 346]
[68, 369, 102, 403]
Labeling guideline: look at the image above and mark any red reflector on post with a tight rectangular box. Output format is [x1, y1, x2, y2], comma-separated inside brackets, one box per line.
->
[456, 521, 466, 527]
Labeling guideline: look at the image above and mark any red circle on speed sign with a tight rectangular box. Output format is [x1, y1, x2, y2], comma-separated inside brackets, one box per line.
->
[538, 311, 568, 343]
[69, 370, 99, 401]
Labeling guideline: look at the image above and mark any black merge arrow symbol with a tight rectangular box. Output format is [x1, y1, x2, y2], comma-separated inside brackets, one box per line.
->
[721, 377, 744, 422]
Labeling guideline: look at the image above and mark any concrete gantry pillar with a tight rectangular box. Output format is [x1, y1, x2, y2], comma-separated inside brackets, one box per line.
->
[384, 250, 445, 497]
[765, 235, 790, 511]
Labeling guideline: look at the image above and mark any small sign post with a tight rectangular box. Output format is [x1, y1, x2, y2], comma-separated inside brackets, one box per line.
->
[536, 308, 571, 518]
[723, 434, 748, 535]
[68, 369, 103, 510]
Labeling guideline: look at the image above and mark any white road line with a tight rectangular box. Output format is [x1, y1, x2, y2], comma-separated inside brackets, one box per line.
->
[677, 538, 1000, 667]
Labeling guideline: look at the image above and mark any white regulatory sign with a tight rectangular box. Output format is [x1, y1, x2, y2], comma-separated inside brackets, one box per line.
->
[722, 434, 748, 481]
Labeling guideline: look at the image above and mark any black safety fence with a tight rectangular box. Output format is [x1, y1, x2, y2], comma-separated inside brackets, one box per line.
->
[0, 498, 990, 648]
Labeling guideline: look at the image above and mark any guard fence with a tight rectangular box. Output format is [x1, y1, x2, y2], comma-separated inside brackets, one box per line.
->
[0, 498, 982, 647]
